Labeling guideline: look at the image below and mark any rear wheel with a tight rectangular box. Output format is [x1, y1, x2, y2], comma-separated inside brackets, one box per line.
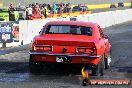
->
[29, 55, 43, 75]
[82, 78, 91, 86]
[92, 55, 105, 76]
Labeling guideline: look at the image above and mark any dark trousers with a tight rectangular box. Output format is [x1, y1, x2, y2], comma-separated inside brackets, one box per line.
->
[9, 14, 15, 21]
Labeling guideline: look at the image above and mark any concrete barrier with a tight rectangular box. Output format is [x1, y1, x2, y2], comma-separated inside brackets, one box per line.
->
[76, 9, 132, 28]
[19, 17, 70, 45]
[18, 9, 132, 45]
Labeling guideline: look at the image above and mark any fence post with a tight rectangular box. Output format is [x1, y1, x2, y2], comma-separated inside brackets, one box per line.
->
[2, 42, 6, 48]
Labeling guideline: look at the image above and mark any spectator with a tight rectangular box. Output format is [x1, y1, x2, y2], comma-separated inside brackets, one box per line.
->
[47, 4, 52, 13]
[57, 5, 62, 14]
[42, 3, 46, 8]
[39, 4, 42, 9]
[8, 3, 16, 21]
[63, 4, 69, 13]
[35, 3, 39, 8]
[31, 3, 35, 8]
[44, 5, 48, 18]
[35, 3, 41, 15]
[61, 3, 65, 12]
[26, 4, 33, 19]
[53, 3, 57, 14]
[40, 6, 44, 16]
[67, 3, 71, 13]
[25, 6, 28, 20]
[33, 5, 39, 16]
[6, 2, 89, 20]
[40, 5, 48, 18]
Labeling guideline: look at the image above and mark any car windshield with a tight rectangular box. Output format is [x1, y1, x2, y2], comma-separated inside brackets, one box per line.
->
[45, 25, 92, 36]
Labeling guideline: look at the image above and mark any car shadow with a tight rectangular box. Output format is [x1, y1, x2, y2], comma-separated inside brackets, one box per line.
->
[0, 61, 83, 83]
[41, 63, 82, 76]
[0, 61, 82, 76]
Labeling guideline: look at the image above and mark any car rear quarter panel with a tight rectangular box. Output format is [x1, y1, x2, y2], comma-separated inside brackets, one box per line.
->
[93, 26, 106, 64]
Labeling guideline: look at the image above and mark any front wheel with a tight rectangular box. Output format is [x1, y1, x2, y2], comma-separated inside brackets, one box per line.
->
[29, 55, 43, 75]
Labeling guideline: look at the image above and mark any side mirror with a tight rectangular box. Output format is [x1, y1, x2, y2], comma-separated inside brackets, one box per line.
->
[104, 35, 109, 39]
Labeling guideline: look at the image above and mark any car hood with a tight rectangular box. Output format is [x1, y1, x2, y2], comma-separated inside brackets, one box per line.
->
[34, 34, 96, 46]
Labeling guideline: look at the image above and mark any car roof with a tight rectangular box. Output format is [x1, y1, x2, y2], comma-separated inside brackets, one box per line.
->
[46, 21, 98, 27]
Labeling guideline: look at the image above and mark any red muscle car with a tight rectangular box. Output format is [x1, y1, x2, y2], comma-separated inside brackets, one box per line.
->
[29, 21, 111, 76]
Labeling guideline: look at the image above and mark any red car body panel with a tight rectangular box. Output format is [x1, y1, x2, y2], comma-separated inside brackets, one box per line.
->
[30, 21, 111, 65]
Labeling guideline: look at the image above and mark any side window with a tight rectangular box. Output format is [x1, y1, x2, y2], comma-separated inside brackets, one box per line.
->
[98, 26, 105, 38]
[80, 26, 92, 36]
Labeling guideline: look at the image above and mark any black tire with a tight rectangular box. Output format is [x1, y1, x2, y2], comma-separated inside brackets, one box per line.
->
[110, 4, 116, 8]
[82, 79, 87, 86]
[98, 57, 105, 76]
[29, 55, 43, 75]
[104, 58, 108, 70]
[92, 55, 105, 76]
[82, 78, 91, 86]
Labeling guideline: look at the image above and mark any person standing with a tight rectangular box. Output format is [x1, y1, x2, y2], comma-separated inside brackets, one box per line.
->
[40, 6, 44, 16]
[33, 5, 39, 16]
[44, 5, 48, 18]
[67, 3, 71, 13]
[63, 4, 68, 13]
[27, 4, 33, 16]
[40, 6, 48, 18]
[26, 4, 33, 19]
[8, 3, 16, 21]
[53, 3, 57, 14]
[47, 4, 52, 14]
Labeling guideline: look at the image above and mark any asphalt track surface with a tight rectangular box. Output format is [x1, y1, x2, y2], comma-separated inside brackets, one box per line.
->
[0, 8, 132, 88]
